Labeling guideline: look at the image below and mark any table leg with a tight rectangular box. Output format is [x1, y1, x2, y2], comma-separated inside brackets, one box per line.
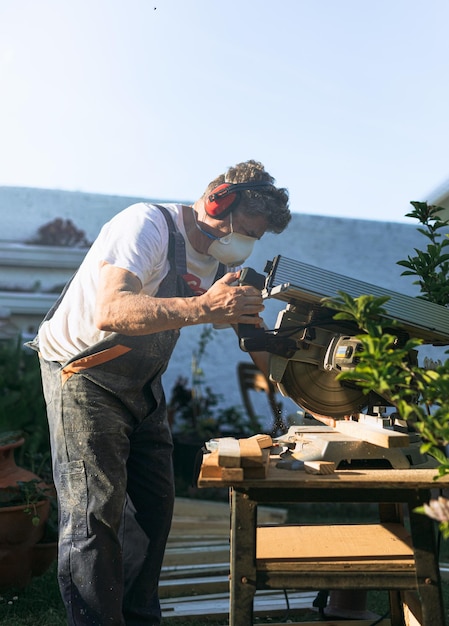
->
[378, 502, 408, 623]
[229, 488, 257, 626]
[408, 492, 445, 626]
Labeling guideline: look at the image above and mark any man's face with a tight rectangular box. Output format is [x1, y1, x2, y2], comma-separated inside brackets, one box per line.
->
[203, 209, 268, 242]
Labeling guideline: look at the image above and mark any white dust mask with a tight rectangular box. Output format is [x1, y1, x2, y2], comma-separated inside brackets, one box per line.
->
[207, 214, 256, 265]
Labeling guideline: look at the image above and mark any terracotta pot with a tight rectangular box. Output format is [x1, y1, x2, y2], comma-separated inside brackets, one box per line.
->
[0, 433, 41, 488]
[31, 541, 58, 577]
[0, 499, 49, 542]
[0, 432, 55, 589]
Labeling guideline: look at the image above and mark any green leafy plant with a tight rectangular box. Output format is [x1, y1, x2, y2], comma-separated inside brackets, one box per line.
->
[322, 291, 423, 408]
[0, 479, 53, 526]
[0, 338, 50, 469]
[397, 201, 449, 305]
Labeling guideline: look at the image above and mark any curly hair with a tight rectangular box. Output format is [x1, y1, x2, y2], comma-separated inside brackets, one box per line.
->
[203, 160, 291, 233]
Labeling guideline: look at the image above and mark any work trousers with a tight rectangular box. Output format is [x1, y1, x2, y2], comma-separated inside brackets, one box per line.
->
[40, 356, 175, 625]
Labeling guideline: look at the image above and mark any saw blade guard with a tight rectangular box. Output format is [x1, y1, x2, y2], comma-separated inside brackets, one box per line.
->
[267, 304, 368, 418]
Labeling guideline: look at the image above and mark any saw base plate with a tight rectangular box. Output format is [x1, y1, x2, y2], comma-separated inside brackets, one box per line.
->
[277, 424, 435, 470]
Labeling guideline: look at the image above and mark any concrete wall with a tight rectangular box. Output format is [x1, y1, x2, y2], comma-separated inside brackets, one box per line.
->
[0, 186, 190, 243]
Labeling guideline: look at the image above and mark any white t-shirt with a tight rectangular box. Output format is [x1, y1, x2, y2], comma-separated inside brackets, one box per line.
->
[38, 203, 222, 363]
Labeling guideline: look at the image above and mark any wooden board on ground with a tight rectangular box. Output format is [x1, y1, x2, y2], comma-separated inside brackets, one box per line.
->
[160, 589, 317, 620]
[166, 497, 288, 558]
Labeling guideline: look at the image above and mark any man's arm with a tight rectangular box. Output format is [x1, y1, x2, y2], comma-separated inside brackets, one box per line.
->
[94, 262, 265, 336]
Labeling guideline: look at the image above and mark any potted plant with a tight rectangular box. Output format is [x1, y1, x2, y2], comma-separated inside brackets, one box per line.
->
[0, 430, 57, 589]
[0, 338, 57, 589]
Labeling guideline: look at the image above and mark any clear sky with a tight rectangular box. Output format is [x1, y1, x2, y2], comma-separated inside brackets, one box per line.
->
[1, 0, 449, 223]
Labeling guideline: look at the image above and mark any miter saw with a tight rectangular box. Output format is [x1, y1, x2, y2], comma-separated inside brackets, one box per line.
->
[238, 256, 449, 469]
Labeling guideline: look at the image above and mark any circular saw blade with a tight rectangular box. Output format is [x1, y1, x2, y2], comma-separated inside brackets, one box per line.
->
[280, 360, 367, 418]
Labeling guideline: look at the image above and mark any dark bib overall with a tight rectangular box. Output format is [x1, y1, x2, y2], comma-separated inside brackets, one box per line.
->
[36, 206, 223, 626]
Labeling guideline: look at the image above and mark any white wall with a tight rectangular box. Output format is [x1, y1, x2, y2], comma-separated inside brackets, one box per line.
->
[0, 186, 187, 243]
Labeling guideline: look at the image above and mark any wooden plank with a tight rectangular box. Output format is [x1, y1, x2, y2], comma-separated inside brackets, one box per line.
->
[258, 559, 415, 573]
[241, 448, 270, 478]
[304, 460, 336, 474]
[161, 589, 390, 624]
[334, 420, 410, 448]
[162, 543, 229, 567]
[161, 562, 229, 580]
[168, 525, 230, 540]
[239, 437, 264, 466]
[200, 450, 222, 478]
[168, 498, 288, 547]
[222, 467, 244, 481]
[164, 538, 230, 548]
[159, 574, 229, 598]
[218, 438, 241, 467]
[160, 589, 316, 619]
[256, 523, 414, 561]
[198, 450, 270, 480]
[171, 497, 288, 527]
[249, 433, 273, 449]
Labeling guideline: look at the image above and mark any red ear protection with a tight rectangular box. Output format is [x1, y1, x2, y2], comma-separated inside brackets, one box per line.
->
[204, 181, 273, 219]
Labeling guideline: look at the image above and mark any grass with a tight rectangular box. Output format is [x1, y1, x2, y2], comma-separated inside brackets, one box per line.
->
[0, 565, 64, 626]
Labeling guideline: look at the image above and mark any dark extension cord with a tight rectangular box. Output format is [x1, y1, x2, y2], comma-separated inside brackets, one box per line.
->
[369, 610, 390, 626]
[280, 588, 290, 622]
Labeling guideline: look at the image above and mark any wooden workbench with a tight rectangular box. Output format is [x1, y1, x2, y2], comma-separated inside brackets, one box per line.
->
[198, 460, 449, 626]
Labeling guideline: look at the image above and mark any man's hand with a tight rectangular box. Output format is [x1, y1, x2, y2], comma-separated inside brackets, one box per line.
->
[95, 265, 265, 335]
[198, 272, 265, 325]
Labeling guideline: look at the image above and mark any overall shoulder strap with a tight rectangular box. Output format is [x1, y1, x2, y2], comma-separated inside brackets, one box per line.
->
[153, 204, 188, 276]
[213, 263, 226, 282]
[153, 204, 197, 298]
[155, 203, 225, 289]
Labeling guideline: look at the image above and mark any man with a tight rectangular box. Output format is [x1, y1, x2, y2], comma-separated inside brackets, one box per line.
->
[33, 159, 290, 625]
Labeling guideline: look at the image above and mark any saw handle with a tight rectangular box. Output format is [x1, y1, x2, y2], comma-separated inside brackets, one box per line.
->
[236, 267, 297, 357]
[238, 267, 266, 292]
[237, 267, 267, 349]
